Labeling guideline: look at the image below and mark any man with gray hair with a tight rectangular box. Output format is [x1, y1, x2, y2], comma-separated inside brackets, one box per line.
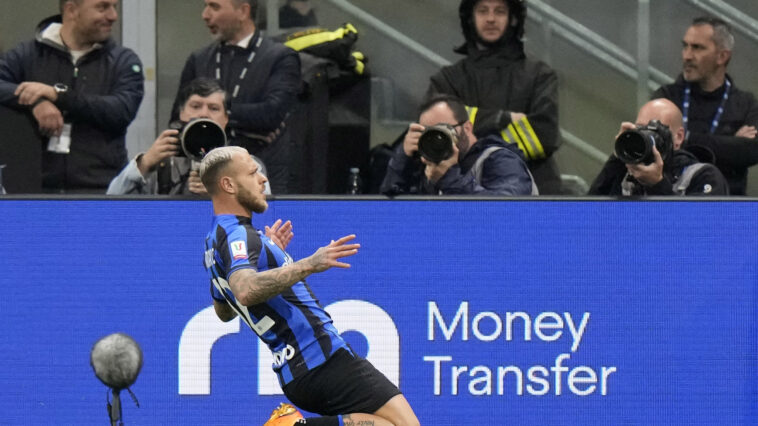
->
[652, 16, 758, 195]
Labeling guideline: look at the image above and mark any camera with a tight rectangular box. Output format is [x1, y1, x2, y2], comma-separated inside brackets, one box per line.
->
[169, 118, 227, 162]
[614, 120, 673, 165]
[418, 124, 459, 163]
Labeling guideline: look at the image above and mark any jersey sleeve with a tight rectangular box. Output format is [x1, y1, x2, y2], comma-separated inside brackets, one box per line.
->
[208, 222, 263, 302]
[221, 225, 263, 279]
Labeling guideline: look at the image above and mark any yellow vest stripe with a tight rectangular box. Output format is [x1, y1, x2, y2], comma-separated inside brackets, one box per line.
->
[516, 117, 546, 159]
[465, 106, 479, 125]
[507, 123, 533, 160]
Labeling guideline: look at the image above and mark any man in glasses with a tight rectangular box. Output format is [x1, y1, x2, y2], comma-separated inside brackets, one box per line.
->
[381, 94, 536, 196]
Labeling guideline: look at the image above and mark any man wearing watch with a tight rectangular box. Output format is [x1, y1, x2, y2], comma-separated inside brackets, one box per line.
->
[0, 0, 144, 193]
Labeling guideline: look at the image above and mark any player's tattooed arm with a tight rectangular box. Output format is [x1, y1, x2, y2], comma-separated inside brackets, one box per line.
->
[230, 260, 314, 305]
[229, 235, 359, 306]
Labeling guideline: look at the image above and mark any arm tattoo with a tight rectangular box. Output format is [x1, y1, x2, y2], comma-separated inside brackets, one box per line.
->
[231, 258, 314, 306]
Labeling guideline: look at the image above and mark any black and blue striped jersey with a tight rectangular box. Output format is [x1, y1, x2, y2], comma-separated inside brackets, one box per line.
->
[204, 214, 350, 385]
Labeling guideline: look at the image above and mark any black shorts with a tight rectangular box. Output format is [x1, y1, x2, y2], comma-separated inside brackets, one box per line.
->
[282, 348, 401, 416]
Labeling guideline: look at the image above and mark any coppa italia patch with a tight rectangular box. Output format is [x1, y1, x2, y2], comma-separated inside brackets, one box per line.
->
[230, 241, 247, 260]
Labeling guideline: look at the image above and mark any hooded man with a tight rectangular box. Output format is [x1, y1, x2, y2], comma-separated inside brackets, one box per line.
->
[426, 0, 561, 193]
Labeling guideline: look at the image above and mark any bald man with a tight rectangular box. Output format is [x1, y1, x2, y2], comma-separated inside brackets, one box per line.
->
[589, 99, 729, 196]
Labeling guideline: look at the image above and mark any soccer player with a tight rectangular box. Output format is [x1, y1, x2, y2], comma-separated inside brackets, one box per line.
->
[199, 146, 419, 426]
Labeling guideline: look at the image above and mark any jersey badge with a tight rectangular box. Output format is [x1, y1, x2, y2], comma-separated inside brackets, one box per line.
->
[231, 240, 248, 260]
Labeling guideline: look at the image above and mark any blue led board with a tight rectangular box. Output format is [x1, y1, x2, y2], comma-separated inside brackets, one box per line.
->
[0, 200, 755, 425]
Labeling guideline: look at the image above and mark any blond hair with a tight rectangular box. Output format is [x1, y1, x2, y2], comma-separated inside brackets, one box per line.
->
[199, 146, 249, 195]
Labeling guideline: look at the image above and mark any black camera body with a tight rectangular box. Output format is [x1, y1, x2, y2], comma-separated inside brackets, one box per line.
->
[417, 124, 459, 164]
[614, 120, 673, 165]
[169, 118, 227, 162]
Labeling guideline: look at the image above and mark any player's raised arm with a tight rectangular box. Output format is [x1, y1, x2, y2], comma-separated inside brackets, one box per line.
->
[229, 235, 359, 306]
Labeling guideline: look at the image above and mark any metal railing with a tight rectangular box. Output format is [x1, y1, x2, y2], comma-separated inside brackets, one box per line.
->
[307, 0, 753, 165]
[529, 0, 672, 93]
[320, 0, 632, 163]
[686, 0, 758, 44]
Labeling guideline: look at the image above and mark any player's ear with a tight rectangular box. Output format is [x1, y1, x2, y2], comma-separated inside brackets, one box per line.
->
[220, 176, 235, 194]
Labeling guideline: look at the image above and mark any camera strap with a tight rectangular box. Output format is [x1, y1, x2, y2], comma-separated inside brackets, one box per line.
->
[682, 77, 731, 135]
[472, 146, 539, 195]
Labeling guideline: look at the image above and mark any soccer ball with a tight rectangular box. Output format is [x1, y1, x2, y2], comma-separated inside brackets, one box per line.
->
[262, 402, 304, 426]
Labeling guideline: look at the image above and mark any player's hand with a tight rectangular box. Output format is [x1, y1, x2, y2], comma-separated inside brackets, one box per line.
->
[403, 123, 425, 157]
[265, 219, 293, 250]
[306, 234, 360, 272]
[138, 129, 181, 175]
[32, 101, 64, 137]
[735, 125, 757, 139]
[625, 144, 664, 186]
[187, 170, 208, 196]
[15, 82, 57, 106]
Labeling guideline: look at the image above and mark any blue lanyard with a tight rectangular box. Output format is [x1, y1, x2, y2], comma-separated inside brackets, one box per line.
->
[682, 78, 731, 135]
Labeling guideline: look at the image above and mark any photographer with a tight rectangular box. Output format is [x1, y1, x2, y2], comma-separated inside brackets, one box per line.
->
[107, 78, 269, 196]
[381, 94, 536, 196]
[589, 99, 728, 196]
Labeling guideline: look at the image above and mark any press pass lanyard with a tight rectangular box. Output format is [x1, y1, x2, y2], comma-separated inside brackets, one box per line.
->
[683, 78, 731, 135]
[215, 33, 263, 138]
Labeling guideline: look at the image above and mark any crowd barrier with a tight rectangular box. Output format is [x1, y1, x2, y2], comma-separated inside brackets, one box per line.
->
[0, 198, 755, 424]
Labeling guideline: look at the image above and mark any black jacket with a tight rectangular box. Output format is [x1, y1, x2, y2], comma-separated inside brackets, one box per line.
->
[588, 149, 729, 196]
[652, 75, 758, 195]
[427, 35, 561, 194]
[172, 31, 300, 193]
[380, 135, 534, 196]
[173, 31, 300, 137]
[0, 16, 144, 190]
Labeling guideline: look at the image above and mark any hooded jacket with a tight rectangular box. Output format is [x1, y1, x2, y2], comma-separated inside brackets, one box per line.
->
[380, 134, 534, 196]
[426, 0, 561, 193]
[0, 15, 144, 191]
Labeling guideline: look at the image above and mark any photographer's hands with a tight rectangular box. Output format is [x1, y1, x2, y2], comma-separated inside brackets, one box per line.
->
[625, 145, 664, 186]
[422, 142, 459, 184]
[615, 122, 637, 143]
[137, 129, 181, 176]
[403, 123, 425, 157]
[615, 121, 664, 186]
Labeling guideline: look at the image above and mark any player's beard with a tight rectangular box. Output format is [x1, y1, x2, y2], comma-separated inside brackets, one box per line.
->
[236, 183, 267, 214]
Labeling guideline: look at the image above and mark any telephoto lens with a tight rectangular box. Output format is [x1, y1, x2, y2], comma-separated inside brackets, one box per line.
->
[614, 120, 672, 165]
[170, 118, 227, 161]
[418, 124, 458, 163]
